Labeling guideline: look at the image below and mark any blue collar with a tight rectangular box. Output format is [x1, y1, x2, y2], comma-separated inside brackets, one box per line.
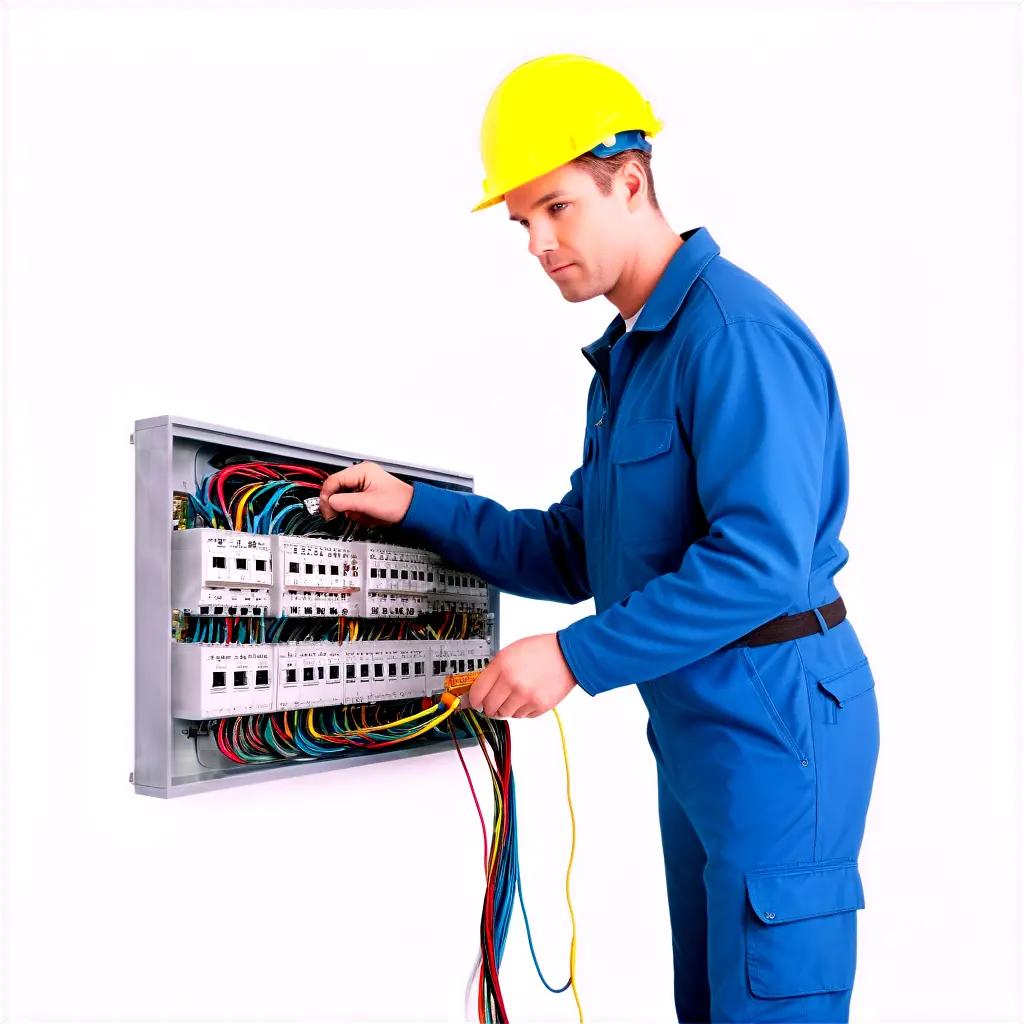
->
[581, 226, 721, 367]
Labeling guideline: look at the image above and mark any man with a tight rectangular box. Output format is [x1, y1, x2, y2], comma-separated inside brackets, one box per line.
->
[320, 53, 880, 1024]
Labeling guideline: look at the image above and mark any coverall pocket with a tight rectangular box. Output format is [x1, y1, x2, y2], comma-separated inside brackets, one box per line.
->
[611, 418, 679, 545]
[739, 646, 807, 761]
[817, 658, 875, 725]
[745, 858, 864, 998]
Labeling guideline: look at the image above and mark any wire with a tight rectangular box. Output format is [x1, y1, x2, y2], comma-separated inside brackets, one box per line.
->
[448, 718, 489, 875]
[551, 707, 583, 1021]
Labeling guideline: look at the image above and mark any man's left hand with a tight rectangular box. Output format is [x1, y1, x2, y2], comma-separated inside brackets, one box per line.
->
[466, 633, 579, 718]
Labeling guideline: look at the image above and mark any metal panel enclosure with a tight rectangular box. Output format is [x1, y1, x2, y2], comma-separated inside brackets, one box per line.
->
[133, 415, 499, 798]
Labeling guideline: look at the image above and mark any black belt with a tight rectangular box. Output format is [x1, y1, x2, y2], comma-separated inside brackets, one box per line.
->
[726, 596, 847, 648]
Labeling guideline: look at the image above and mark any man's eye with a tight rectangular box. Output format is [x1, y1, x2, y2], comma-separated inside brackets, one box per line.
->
[518, 202, 567, 228]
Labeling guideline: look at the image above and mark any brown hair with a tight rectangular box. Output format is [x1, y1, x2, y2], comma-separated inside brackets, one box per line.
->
[570, 148, 660, 211]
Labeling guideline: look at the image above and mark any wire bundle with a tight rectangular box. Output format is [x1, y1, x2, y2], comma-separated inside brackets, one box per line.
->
[261, 609, 478, 645]
[180, 610, 481, 647]
[182, 615, 267, 644]
[450, 710, 584, 1024]
[205, 695, 472, 765]
[186, 457, 354, 536]
[198, 695, 582, 1023]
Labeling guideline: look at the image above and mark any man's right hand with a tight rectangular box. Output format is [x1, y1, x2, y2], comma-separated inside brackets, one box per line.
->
[319, 461, 414, 528]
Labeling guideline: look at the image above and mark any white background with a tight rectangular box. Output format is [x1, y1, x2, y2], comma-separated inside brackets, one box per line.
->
[2, 2, 1021, 1022]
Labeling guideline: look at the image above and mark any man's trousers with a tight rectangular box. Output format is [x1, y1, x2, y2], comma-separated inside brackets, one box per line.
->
[640, 617, 880, 1023]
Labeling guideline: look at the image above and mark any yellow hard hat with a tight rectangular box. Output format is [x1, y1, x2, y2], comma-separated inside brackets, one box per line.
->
[472, 53, 664, 214]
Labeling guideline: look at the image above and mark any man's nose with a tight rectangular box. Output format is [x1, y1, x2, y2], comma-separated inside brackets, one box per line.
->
[527, 224, 557, 260]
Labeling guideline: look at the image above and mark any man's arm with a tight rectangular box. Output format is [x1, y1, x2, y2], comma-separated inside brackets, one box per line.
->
[395, 465, 591, 605]
[557, 319, 831, 696]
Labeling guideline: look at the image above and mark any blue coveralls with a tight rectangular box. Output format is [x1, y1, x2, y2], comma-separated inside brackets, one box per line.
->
[397, 226, 880, 1023]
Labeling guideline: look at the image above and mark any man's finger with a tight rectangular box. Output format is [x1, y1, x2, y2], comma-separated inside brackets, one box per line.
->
[513, 705, 542, 719]
[325, 491, 375, 518]
[319, 464, 367, 519]
[466, 660, 500, 711]
[477, 676, 511, 717]
[496, 694, 529, 718]
[466, 673, 502, 714]
[483, 682, 513, 718]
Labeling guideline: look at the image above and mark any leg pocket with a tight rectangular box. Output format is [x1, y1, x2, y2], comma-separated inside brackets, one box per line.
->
[745, 858, 864, 998]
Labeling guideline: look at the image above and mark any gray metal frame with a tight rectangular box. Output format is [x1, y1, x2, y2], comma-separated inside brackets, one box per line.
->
[132, 414, 499, 798]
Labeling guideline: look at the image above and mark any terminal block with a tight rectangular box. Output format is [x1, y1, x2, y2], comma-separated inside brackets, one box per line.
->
[171, 528, 272, 617]
[362, 542, 488, 618]
[171, 643, 274, 719]
[171, 638, 493, 718]
[269, 535, 362, 617]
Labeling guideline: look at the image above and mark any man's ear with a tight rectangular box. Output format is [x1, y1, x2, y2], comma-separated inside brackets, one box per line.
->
[621, 158, 647, 210]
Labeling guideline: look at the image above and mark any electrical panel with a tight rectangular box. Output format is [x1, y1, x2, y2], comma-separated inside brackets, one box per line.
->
[133, 415, 499, 798]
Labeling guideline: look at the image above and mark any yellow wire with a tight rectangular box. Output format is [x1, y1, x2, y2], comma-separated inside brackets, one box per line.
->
[306, 697, 453, 739]
[233, 482, 265, 531]
[551, 706, 584, 1023]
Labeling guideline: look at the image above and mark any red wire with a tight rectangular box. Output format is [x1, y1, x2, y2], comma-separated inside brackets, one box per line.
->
[215, 465, 270, 517]
[215, 719, 246, 764]
[449, 723, 489, 875]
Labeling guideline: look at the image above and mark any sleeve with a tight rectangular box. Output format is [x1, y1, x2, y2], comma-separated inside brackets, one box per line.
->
[556, 320, 830, 697]
[393, 465, 592, 605]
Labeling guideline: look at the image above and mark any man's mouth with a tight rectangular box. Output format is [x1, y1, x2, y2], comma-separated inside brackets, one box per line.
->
[550, 263, 575, 274]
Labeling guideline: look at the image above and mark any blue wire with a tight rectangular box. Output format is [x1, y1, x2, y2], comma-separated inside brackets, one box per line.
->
[501, 769, 574, 994]
[187, 492, 220, 528]
[493, 774, 518, 965]
[251, 481, 295, 532]
[195, 474, 226, 527]
[268, 502, 299, 534]
[515, 844, 572, 992]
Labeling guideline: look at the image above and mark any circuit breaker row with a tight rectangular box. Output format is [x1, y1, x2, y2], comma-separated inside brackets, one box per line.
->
[172, 638, 492, 720]
[171, 529, 488, 619]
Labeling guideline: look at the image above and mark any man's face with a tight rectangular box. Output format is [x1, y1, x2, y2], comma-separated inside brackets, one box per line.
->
[504, 162, 632, 303]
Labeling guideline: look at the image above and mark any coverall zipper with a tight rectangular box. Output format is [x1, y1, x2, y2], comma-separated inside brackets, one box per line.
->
[594, 374, 609, 601]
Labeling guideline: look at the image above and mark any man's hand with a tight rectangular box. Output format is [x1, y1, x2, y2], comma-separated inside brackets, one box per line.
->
[319, 461, 414, 527]
[467, 633, 579, 718]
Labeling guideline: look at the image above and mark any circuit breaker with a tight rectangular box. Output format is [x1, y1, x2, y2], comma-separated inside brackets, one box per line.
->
[133, 415, 499, 798]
